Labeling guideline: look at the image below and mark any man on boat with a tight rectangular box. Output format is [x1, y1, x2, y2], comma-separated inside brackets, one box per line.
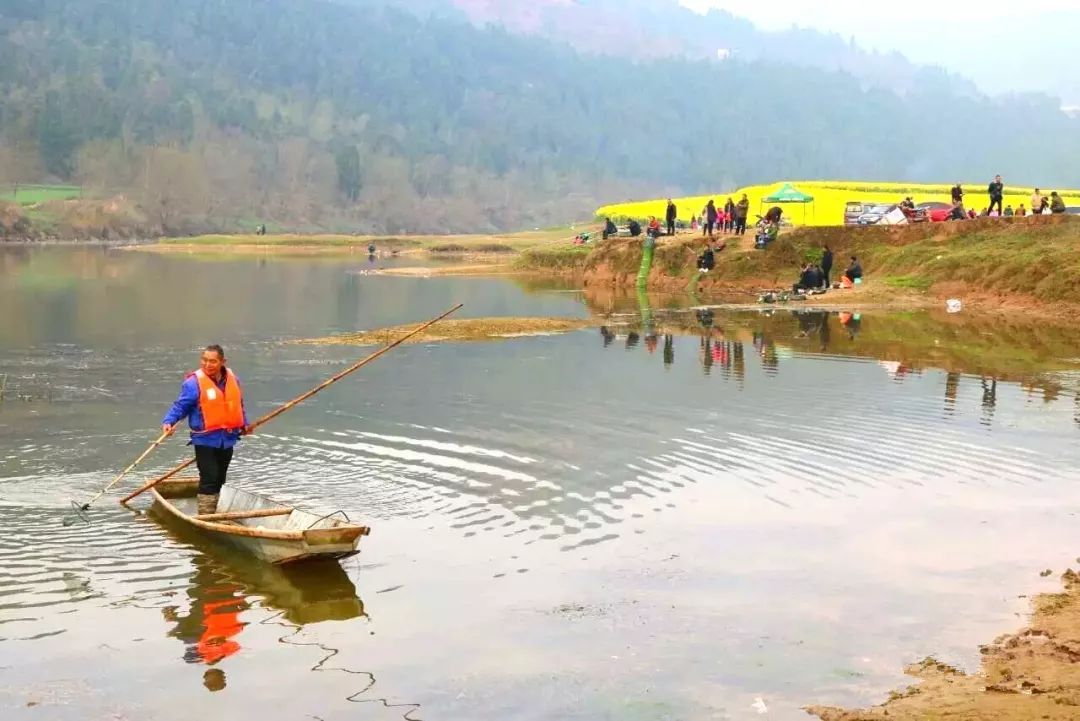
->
[161, 345, 252, 516]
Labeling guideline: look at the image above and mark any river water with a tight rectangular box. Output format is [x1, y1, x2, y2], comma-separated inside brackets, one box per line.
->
[3, 247, 1080, 720]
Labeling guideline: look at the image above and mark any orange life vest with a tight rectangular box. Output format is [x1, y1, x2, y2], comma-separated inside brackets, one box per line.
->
[194, 368, 244, 433]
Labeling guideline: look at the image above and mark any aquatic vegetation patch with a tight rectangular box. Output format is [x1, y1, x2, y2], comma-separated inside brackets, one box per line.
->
[293, 317, 595, 345]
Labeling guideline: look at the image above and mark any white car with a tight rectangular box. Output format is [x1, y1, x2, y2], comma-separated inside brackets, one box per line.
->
[857, 203, 898, 225]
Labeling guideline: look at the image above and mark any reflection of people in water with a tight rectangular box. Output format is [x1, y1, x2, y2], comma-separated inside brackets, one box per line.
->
[760, 342, 778, 375]
[795, 310, 829, 343]
[626, 332, 640, 350]
[944, 372, 961, 415]
[732, 341, 745, 383]
[700, 337, 713, 375]
[838, 312, 862, 340]
[663, 335, 674, 367]
[980, 377, 997, 426]
[753, 331, 779, 375]
[818, 313, 831, 352]
[162, 555, 249, 683]
[599, 326, 615, 348]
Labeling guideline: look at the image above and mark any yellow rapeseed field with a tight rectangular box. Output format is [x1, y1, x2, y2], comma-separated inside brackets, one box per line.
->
[596, 181, 1080, 226]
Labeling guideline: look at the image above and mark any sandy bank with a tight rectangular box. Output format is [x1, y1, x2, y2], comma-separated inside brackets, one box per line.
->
[807, 570, 1080, 720]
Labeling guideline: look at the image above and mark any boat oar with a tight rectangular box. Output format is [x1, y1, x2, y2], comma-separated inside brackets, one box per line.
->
[119, 303, 464, 506]
[63, 428, 176, 525]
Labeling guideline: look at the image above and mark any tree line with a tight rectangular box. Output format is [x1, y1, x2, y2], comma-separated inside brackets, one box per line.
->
[0, 0, 1078, 233]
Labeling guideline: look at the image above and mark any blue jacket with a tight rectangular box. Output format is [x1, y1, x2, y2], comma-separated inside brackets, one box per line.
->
[162, 372, 249, 449]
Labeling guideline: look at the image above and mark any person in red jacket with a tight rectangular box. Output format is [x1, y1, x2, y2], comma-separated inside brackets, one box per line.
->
[161, 345, 253, 516]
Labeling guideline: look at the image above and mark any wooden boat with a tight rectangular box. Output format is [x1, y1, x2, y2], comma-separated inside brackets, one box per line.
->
[150, 477, 370, 565]
[154, 518, 366, 625]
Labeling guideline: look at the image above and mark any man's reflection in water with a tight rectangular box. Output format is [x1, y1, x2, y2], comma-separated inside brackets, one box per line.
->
[203, 668, 227, 692]
[153, 521, 366, 692]
[163, 555, 249, 679]
[626, 332, 640, 350]
[662, 335, 674, 367]
[699, 337, 713, 375]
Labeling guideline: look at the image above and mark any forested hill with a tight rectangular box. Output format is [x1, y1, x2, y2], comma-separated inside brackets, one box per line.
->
[391, 0, 971, 98]
[1, 0, 1078, 234]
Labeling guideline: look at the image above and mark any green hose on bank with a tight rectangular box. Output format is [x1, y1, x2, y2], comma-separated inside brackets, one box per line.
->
[637, 236, 655, 287]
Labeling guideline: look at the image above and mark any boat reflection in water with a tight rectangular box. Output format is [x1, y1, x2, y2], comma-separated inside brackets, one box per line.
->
[157, 520, 365, 692]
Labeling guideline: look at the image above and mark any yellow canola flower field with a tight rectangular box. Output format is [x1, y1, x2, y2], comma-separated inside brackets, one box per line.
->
[596, 181, 1080, 226]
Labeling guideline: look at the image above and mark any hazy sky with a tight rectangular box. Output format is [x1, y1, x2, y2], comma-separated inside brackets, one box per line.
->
[681, 1, 1080, 105]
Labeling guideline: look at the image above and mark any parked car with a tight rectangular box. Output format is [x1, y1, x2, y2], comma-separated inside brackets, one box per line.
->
[857, 203, 898, 225]
[917, 202, 953, 222]
[844, 201, 881, 225]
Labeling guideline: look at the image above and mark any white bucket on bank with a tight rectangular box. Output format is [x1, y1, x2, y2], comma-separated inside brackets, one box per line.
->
[946, 299, 962, 313]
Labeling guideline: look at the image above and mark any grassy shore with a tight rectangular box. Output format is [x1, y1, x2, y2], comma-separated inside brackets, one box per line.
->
[516, 215, 1080, 311]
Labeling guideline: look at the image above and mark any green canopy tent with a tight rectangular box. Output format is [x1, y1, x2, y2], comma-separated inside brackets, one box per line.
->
[760, 183, 816, 225]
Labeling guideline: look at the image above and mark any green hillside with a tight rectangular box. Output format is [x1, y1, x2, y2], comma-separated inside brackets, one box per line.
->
[1, 0, 1078, 233]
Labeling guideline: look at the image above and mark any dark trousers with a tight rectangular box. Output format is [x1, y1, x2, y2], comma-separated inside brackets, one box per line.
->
[666, 219, 675, 236]
[822, 268, 831, 287]
[735, 217, 747, 235]
[194, 445, 233, 495]
[989, 197, 1002, 214]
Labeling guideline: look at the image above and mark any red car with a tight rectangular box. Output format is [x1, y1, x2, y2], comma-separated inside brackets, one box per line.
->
[917, 202, 953, 222]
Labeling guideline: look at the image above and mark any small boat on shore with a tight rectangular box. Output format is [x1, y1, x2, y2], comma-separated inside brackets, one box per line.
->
[150, 477, 369, 565]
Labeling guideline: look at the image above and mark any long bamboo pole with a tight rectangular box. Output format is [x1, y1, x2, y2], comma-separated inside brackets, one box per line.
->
[76, 428, 175, 512]
[120, 303, 463, 505]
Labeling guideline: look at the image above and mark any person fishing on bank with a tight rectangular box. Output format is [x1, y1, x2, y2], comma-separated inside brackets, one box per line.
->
[161, 345, 252, 516]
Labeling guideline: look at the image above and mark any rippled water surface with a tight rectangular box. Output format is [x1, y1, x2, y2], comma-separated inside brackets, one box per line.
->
[4, 247, 1080, 720]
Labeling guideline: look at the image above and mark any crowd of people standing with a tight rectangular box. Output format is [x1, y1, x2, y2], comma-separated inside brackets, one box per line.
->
[690, 195, 751, 238]
[946, 176, 1070, 219]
